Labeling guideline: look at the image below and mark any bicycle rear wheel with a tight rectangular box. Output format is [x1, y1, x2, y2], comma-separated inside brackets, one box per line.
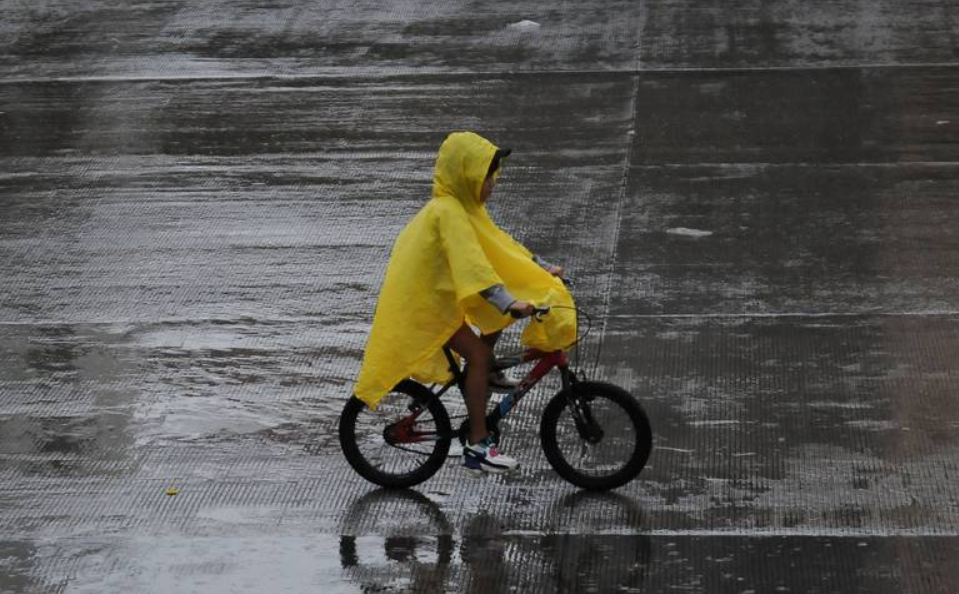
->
[339, 380, 451, 489]
[540, 381, 652, 491]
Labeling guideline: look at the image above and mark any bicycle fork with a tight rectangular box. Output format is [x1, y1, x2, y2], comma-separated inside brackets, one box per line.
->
[559, 368, 604, 444]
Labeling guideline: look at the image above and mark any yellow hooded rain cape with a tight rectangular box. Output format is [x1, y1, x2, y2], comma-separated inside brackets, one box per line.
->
[354, 131, 576, 407]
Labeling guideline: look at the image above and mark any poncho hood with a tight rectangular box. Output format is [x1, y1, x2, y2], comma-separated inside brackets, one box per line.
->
[432, 131, 498, 210]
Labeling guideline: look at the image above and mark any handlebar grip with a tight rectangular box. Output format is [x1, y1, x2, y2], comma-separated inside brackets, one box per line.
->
[509, 306, 551, 319]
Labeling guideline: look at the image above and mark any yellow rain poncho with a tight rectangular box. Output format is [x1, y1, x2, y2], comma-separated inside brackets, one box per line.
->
[354, 131, 576, 407]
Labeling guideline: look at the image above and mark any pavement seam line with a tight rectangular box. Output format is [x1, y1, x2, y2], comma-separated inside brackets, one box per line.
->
[606, 311, 959, 319]
[3, 60, 959, 85]
[589, 72, 640, 375]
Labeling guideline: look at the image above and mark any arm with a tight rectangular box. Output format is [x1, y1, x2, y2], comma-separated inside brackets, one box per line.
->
[480, 285, 515, 313]
[533, 254, 564, 277]
[480, 285, 535, 317]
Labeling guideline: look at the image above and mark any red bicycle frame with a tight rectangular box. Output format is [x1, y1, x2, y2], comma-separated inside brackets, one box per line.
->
[384, 348, 573, 446]
[495, 349, 570, 415]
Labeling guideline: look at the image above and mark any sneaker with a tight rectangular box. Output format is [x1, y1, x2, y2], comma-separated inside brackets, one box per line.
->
[463, 436, 519, 475]
[488, 370, 519, 393]
[447, 441, 464, 457]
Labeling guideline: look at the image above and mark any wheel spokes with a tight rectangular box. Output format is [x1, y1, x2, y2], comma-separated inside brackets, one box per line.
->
[355, 400, 441, 473]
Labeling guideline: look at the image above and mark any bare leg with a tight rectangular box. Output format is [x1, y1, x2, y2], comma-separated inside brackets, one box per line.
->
[446, 324, 494, 444]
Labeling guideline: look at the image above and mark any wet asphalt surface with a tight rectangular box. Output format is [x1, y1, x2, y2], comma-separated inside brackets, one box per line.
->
[3, 1, 959, 592]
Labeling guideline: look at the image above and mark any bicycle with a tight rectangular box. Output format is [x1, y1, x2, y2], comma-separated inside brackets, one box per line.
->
[339, 305, 653, 491]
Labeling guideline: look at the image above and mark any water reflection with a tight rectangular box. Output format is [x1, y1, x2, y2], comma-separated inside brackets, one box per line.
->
[339, 489, 652, 593]
[0, 541, 41, 594]
[0, 325, 136, 477]
[339, 489, 454, 592]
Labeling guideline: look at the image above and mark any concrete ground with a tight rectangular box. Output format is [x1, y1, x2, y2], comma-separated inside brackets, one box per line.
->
[2, 1, 959, 592]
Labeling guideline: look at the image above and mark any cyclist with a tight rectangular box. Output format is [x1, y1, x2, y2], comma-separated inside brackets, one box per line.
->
[353, 131, 576, 475]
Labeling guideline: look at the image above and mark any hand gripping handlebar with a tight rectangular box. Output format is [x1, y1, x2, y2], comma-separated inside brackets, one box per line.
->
[509, 305, 551, 321]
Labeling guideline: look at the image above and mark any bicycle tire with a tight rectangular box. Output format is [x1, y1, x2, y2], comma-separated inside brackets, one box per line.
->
[540, 381, 652, 491]
[339, 380, 451, 489]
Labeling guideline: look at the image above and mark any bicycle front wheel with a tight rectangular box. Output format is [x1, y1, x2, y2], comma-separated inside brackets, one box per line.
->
[540, 381, 652, 491]
[339, 380, 451, 489]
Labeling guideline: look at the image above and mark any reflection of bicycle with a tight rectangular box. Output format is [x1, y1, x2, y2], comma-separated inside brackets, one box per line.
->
[340, 304, 653, 491]
[339, 489, 455, 591]
[340, 488, 653, 594]
[340, 488, 454, 567]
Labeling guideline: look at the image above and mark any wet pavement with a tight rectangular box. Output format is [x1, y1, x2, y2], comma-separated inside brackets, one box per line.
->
[2, 1, 959, 592]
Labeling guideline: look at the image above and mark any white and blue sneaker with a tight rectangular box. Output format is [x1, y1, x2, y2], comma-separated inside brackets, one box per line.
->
[463, 436, 519, 475]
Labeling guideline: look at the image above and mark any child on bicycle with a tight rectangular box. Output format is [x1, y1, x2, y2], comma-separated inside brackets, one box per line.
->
[353, 131, 576, 475]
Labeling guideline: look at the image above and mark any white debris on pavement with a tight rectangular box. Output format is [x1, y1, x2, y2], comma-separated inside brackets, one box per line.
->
[666, 227, 714, 238]
[507, 20, 542, 33]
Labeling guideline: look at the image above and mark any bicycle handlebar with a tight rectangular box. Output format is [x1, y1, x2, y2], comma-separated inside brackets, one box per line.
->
[510, 305, 551, 320]
[506, 275, 570, 320]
